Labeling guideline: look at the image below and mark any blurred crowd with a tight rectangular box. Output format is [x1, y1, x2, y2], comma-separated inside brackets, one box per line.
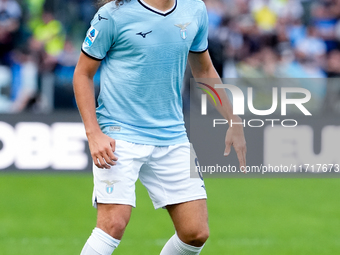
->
[0, 0, 97, 113]
[0, 0, 340, 114]
[207, 0, 340, 78]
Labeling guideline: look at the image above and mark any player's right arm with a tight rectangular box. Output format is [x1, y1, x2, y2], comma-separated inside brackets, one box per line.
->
[73, 52, 117, 169]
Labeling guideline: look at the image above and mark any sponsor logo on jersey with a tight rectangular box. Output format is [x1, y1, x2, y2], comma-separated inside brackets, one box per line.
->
[136, 31, 152, 38]
[101, 180, 120, 194]
[84, 26, 99, 47]
[98, 14, 108, 21]
[175, 22, 191, 39]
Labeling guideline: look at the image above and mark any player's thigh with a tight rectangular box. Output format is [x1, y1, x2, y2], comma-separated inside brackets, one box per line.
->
[166, 199, 209, 241]
[139, 142, 207, 210]
[92, 139, 152, 208]
[96, 203, 132, 239]
[166, 199, 209, 230]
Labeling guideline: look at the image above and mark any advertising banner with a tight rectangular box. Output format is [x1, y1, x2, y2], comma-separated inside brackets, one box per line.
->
[0, 112, 91, 172]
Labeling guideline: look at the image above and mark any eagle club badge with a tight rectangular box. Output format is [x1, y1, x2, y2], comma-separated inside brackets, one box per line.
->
[101, 180, 120, 194]
[175, 22, 191, 40]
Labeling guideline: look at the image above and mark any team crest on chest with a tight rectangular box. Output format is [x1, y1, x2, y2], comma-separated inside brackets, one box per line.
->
[175, 22, 191, 40]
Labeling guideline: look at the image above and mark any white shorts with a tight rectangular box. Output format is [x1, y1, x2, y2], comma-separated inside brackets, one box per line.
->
[92, 140, 207, 210]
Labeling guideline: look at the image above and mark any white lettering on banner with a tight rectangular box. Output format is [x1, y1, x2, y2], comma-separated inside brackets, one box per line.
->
[15, 122, 51, 169]
[0, 122, 88, 170]
[51, 123, 88, 170]
[264, 126, 340, 166]
[0, 122, 16, 169]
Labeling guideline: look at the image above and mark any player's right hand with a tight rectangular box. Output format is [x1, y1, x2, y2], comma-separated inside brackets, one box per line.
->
[87, 131, 118, 169]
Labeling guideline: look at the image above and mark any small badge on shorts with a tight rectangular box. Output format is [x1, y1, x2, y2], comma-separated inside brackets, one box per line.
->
[109, 126, 121, 132]
[101, 180, 120, 194]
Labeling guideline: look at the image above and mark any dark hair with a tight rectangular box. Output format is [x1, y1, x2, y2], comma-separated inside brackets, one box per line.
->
[97, 0, 129, 7]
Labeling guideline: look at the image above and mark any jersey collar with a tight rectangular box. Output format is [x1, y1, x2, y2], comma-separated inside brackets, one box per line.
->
[138, 0, 177, 16]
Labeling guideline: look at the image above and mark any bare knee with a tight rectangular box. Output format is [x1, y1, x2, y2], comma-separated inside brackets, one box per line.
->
[97, 216, 128, 239]
[178, 226, 210, 247]
[96, 204, 131, 240]
[167, 200, 210, 247]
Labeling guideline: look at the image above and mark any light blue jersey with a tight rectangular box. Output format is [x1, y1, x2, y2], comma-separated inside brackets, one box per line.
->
[82, 0, 208, 145]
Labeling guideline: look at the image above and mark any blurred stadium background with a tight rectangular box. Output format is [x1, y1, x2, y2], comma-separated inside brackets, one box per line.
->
[1, 0, 340, 254]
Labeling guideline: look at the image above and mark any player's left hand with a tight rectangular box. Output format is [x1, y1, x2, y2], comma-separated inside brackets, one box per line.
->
[224, 117, 247, 171]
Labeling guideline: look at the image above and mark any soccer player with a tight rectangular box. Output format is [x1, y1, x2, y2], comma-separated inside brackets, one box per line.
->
[73, 0, 246, 254]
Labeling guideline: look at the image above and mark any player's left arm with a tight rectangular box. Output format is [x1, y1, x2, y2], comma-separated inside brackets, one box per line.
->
[188, 51, 247, 169]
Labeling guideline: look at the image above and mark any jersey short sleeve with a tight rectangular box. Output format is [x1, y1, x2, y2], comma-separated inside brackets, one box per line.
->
[81, 6, 116, 61]
[190, 3, 209, 53]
